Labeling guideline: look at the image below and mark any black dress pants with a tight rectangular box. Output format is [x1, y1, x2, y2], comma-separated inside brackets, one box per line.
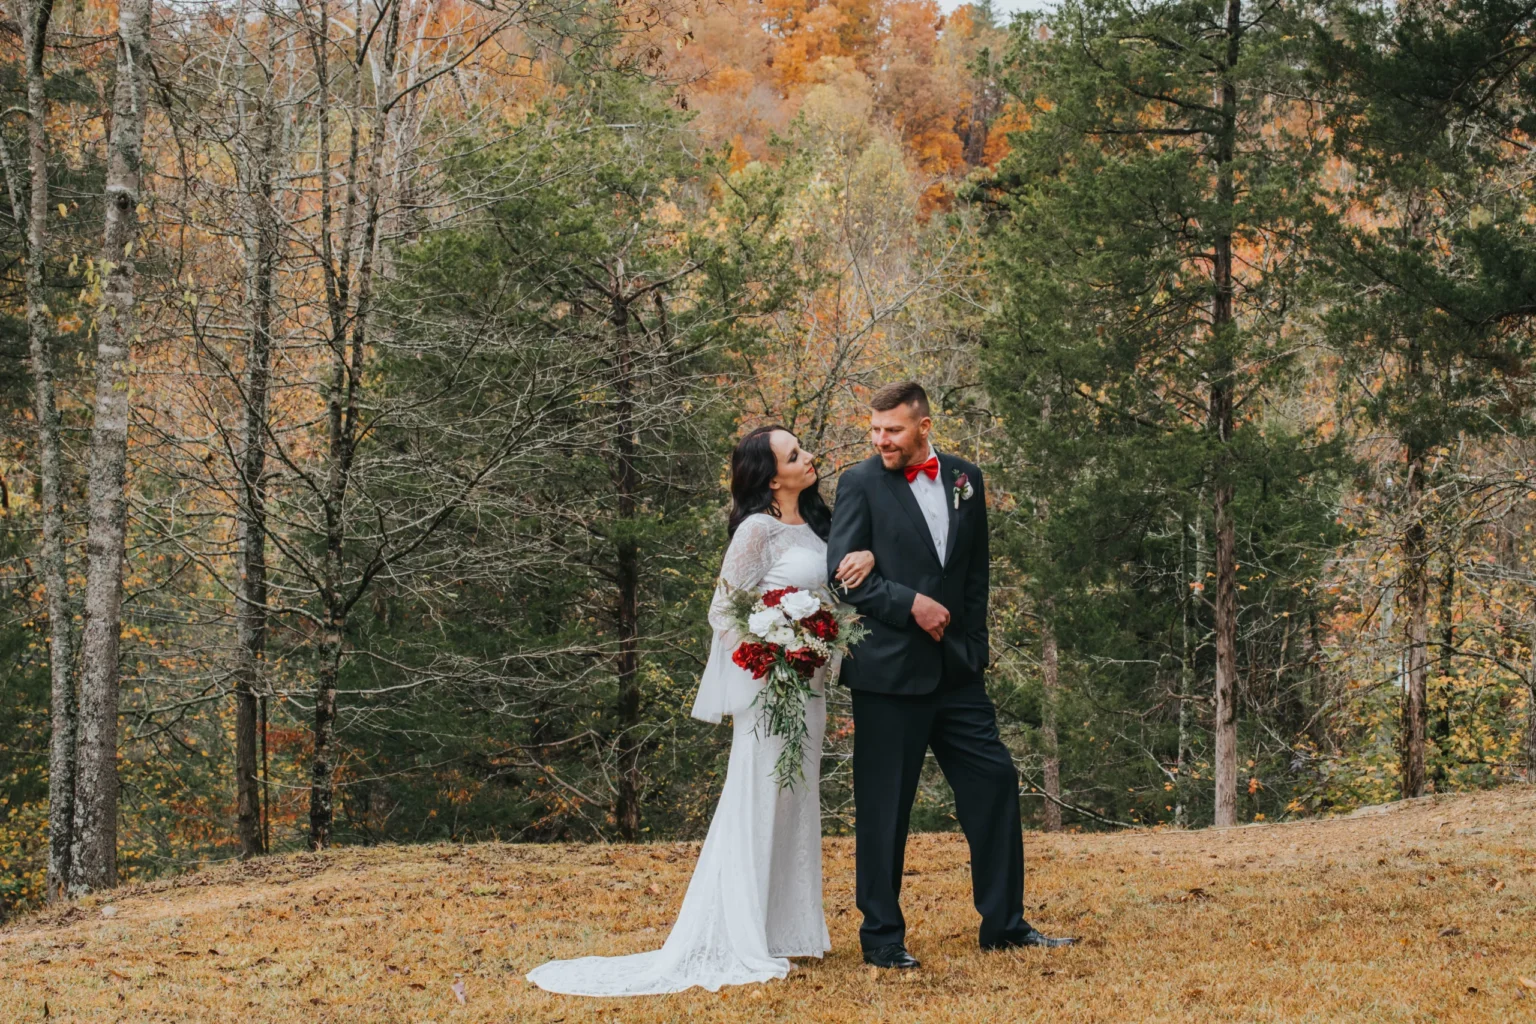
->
[850, 681, 1028, 950]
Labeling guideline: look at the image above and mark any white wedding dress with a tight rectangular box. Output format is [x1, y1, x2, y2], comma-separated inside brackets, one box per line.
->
[526, 513, 832, 996]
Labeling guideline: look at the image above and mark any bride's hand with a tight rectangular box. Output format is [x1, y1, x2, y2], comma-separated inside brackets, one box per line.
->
[835, 550, 875, 590]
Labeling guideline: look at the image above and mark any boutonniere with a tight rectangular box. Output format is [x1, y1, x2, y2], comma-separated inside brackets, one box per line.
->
[951, 469, 974, 509]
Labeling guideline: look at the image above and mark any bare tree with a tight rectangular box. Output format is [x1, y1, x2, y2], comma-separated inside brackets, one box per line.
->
[1, 0, 73, 898]
[231, 0, 285, 859]
[73, 0, 152, 891]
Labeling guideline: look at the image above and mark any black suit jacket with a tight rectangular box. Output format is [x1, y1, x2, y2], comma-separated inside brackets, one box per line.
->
[826, 452, 990, 695]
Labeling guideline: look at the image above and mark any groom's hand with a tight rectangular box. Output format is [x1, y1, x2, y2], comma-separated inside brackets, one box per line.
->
[911, 593, 950, 642]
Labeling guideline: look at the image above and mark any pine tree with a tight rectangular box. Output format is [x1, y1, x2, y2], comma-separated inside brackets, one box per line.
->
[1312, 0, 1536, 796]
[982, 0, 1338, 825]
[385, 74, 804, 840]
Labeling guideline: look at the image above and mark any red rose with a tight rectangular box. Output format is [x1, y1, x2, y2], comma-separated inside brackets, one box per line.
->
[801, 609, 839, 641]
[732, 641, 777, 679]
[785, 646, 827, 679]
[761, 587, 797, 607]
[762, 589, 783, 606]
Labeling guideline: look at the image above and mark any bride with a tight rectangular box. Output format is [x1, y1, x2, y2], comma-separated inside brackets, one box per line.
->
[526, 425, 875, 996]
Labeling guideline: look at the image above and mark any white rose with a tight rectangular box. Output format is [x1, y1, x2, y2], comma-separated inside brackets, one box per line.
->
[748, 607, 786, 638]
[778, 590, 821, 620]
[764, 623, 797, 647]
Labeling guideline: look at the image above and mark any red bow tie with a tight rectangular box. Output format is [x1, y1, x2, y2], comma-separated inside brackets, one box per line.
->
[904, 455, 939, 483]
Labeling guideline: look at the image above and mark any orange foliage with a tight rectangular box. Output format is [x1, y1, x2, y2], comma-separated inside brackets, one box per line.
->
[671, 0, 1007, 181]
[982, 103, 1033, 167]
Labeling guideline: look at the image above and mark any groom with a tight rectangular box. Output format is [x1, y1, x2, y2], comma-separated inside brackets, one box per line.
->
[827, 381, 1073, 969]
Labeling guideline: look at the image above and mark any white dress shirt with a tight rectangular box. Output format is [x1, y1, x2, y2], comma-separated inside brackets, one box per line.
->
[907, 443, 948, 565]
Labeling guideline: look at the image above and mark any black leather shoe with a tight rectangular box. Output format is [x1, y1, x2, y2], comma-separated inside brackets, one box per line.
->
[983, 927, 1076, 951]
[863, 943, 921, 969]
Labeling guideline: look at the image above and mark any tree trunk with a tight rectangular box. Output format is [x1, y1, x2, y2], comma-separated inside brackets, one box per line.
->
[1400, 443, 1429, 799]
[261, 694, 270, 850]
[14, 0, 72, 899]
[1211, 471, 1238, 827]
[73, 0, 151, 891]
[1432, 555, 1454, 790]
[1040, 621, 1061, 832]
[234, 50, 278, 858]
[1176, 511, 1204, 828]
[612, 274, 642, 841]
[1526, 621, 1536, 785]
[1208, 0, 1241, 830]
[309, 625, 341, 850]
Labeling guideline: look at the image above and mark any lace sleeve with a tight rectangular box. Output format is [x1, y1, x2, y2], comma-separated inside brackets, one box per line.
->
[693, 516, 779, 724]
[708, 516, 776, 631]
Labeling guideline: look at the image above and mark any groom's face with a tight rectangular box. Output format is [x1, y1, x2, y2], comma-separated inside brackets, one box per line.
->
[870, 404, 931, 471]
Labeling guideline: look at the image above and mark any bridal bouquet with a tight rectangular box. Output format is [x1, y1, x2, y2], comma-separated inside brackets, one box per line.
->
[721, 585, 869, 789]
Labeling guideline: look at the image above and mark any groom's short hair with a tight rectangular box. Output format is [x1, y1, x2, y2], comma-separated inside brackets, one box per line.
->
[870, 381, 931, 418]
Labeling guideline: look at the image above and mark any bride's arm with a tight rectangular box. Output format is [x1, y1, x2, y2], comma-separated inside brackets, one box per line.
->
[694, 517, 778, 724]
[707, 517, 775, 633]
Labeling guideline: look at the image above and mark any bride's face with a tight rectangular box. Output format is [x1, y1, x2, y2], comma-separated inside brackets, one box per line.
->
[768, 429, 817, 499]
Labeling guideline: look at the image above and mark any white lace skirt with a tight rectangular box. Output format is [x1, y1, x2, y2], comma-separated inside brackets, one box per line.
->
[526, 689, 829, 995]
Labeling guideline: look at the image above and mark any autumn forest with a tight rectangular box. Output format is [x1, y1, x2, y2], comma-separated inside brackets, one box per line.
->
[1, 0, 1534, 914]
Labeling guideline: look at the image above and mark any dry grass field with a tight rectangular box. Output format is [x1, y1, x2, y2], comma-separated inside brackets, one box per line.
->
[3, 788, 1536, 1023]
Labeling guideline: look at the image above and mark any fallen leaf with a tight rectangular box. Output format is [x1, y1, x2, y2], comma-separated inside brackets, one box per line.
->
[453, 978, 467, 1004]
[408, 981, 426, 991]
[1438, 926, 1462, 937]
[1519, 977, 1536, 991]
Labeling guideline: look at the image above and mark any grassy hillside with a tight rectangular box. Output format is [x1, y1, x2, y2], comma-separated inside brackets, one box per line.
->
[3, 789, 1535, 1022]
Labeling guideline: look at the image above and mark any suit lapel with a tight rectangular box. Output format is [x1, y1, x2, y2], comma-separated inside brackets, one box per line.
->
[881, 468, 942, 568]
[939, 453, 961, 566]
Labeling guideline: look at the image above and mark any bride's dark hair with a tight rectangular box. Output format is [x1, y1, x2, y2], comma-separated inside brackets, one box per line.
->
[728, 425, 832, 540]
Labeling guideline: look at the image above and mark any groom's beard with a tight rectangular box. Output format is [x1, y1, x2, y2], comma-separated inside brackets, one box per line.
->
[878, 438, 928, 471]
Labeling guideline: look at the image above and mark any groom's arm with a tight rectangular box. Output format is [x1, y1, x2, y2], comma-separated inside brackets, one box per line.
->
[964, 467, 990, 665]
[828, 470, 916, 628]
